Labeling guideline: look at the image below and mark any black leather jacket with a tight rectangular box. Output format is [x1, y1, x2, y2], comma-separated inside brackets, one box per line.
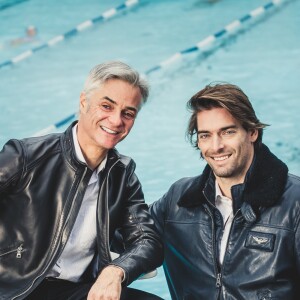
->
[150, 144, 300, 300]
[0, 122, 163, 300]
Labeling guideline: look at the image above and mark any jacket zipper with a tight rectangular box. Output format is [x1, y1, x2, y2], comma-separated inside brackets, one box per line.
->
[216, 273, 222, 288]
[12, 168, 88, 300]
[218, 208, 241, 299]
[95, 158, 120, 265]
[203, 187, 229, 300]
[104, 159, 120, 262]
[204, 206, 222, 290]
[16, 244, 23, 258]
[0, 244, 23, 259]
[205, 193, 242, 298]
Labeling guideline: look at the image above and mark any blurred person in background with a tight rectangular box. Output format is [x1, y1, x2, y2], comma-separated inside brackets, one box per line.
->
[10, 25, 38, 46]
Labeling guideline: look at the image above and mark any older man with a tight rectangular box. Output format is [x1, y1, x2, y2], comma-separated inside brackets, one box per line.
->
[0, 61, 163, 300]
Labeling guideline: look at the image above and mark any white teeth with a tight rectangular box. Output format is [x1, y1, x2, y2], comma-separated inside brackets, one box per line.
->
[101, 126, 118, 134]
[213, 156, 229, 161]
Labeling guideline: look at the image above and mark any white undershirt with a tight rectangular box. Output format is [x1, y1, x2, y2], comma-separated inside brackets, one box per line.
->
[48, 124, 107, 282]
[215, 182, 234, 265]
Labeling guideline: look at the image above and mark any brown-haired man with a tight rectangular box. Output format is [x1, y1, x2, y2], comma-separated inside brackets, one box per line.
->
[150, 83, 300, 299]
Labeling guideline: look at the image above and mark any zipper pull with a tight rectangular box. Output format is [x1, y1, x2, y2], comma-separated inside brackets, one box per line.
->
[16, 245, 23, 259]
[216, 273, 222, 288]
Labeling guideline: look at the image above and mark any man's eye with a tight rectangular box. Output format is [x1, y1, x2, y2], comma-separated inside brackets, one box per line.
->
[223, 130, 236, 135]
[101, 104, 111, 110]
[198, 134, 209, 140]
[123, 111, 136, 120]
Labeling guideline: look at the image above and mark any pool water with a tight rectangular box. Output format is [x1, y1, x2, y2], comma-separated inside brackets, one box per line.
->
[1, 0, 299, 298]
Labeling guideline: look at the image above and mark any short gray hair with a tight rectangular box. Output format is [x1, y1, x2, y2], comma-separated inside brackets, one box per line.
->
[83, 61, 149, 104]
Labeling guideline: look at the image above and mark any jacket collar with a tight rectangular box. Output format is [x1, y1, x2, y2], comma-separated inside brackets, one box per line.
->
[61, 121, 120, 171]
[178, 144, 288, 209]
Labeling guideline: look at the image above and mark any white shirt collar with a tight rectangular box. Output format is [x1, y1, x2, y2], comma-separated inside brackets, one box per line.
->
[215, 181, 223, 199]
[72, 124, 107, 175]
[215, 180, 231, 203]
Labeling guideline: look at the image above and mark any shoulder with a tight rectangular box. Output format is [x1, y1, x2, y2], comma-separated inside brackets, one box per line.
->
[277, 173, 300, 227]
[167, 175, 203, 196]
[110, 148, 135, 170]
[1, 133, 63, 170]
[287, 173, 300, 185]
[284, 173, 300, 200]
[118, 153, 134, 167]
[0, 133, 62, 185]
[20, 133, 62, 161]
[1, 133, 59, 156]
[158, 175, 203, 208]
[151, 175, 204, 220]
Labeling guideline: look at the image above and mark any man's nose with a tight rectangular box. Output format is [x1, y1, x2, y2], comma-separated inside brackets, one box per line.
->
[211, 135, 224, 151]
[109, 112, 123, 126]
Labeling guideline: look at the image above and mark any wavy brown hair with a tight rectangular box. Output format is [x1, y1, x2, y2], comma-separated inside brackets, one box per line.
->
[186, 83, 268, 148]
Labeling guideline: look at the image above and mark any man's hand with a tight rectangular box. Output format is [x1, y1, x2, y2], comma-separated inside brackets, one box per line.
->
[87, 265, 124, 300]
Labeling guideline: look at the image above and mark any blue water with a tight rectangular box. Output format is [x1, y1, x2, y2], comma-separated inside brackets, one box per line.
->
[1, 0, 300, 298]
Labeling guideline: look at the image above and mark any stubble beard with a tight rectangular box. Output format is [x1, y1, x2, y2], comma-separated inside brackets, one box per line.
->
[209, 155, 249, 181]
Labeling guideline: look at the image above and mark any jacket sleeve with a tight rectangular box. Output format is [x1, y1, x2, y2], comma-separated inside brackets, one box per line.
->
[109, 160, 164, 285]
[149, 188, 173, 239]
[0, 139, 24, 194]
[296, 210, 300, 279]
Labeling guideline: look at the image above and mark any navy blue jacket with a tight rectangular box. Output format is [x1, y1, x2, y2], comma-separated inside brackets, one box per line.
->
[151, 144, 300, 300]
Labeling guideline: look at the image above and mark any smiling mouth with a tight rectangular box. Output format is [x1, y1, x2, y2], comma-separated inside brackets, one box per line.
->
[212, 155, 231, 161]
[100, 126, 119, 135]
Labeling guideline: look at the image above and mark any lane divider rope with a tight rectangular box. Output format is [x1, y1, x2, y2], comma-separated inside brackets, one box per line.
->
[0, 0, 28, 11]
[0, 0, 140, 69]
[145, 0, 289, 75]
[32, 0, 291, 136]
[33, 113, 77, 137]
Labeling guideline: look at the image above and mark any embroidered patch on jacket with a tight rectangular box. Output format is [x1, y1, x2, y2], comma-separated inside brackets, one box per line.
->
[245, 231, 275, 252]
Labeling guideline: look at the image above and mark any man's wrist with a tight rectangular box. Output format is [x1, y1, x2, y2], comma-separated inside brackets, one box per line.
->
[109, 265, 126, 282]
[101, 265, 125, 283]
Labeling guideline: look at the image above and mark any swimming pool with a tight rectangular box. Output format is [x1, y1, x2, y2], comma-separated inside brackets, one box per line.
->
[1, 0, 299, 298]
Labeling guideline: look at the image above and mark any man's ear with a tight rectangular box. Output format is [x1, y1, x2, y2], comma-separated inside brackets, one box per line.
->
[250, 128, 259, 143]
[80, 92, 88, 113]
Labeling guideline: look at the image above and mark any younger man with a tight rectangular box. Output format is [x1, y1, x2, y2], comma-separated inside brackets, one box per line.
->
[151, 83, 300, 299]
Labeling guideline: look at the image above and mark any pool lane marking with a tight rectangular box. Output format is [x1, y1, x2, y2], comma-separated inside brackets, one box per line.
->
[0, 0, 140, 69]
[33, 113, 77, 137]
[0, 0, 28, 11]
[32, 0, 291, 136]
[145, 0, 290, 75]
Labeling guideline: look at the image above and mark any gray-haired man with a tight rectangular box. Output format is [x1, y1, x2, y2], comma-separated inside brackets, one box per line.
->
[0, 61, 163, 300]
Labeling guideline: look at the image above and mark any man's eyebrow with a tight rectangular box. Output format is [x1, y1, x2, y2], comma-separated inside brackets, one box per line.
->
[103, 96, 116, 105]
[103, 96, 138, 112]
[197, 125, 237, 134]
[197, 130, 209, 134]
[220, 125, 238, 131]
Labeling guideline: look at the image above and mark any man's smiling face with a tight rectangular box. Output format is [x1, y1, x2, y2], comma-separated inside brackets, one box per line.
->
[78, 78, 142, 154]
[197, 107, 258, 184]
